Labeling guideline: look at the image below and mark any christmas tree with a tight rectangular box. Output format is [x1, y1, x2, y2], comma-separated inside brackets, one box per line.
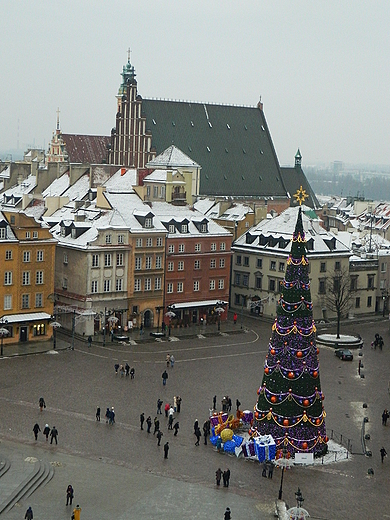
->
[250, 206, 328, 457]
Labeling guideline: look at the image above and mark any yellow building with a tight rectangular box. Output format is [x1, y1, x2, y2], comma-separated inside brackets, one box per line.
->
[0, 211, 57, 346]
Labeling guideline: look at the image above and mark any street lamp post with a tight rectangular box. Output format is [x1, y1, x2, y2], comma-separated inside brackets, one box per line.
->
[382, 289, 388, 318]
[277, 446, 289, 501]
[215, 302, 225, 331]
[165, 307, 176, 337]
[0, 318, 9, 357]
[49, 318, 61, 350]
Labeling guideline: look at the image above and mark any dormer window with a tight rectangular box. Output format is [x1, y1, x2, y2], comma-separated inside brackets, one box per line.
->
[201, 223, 207, 233]
[71, 229, 76, 238]
[169, 224, 175, 233]
[181, 224, 188, 233]
[61, 227, 66, 237]
[145, 217, 152, 228]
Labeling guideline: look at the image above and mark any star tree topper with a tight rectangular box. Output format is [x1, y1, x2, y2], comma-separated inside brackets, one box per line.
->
[293, 186, 309, 206]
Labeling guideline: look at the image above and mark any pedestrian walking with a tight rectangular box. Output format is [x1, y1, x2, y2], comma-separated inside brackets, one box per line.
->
[140, 412, 145, 430]
[176, 395, 182, 413]
[33, 423, 40, 441]
[267, 460, 274, 479]
[382, 409, 389, 426]
[224, 507, 231, 520]
[236, 399, 241, 411]
[222, 470, 227, 487]
[140, 323, 144, 335]
[146, 416, 152, 433]
[216, 437, 222, 453]
[233, 312, 237, 324]
[50, 426, 58, 445]
[96, 407, 101, 421]
[168, 415, 174, 430]
[226, 468, 230, 487]
[125, 363, 130, 376]
[165, 402, 170, 417]
[380, 446, 387, 463]
[105, 407, 110, 423]
[213, 395, 217, 410]
[157, 399, 163, 414]
[109, 407, 115, 424]
[194, 419, 199, 434]
[203, 425, 209, 445]
[157, 430, 164, 446]
[195, 427, 201, 446]
[66, 485, 74, 506]
[119, 364, 125, 377]
[162, 370, 168, 386]
[164, 441, 169, 459]
[170, 354, 175, 368]
[87, 335, 92, 348]
[153, 417, 160, 435]
[215, 467, 222, 486]
[166, 354, 170, 367]
[39, 397, 46, 412]
[262, 459, 267, 477]
[72, 504, 81, 520]
[43, 423, 50, 441]
[227, 397, 232, 412]
[114, 363, 119, 375]
[25, 506, 33, 520]
[130, 367, 135, 379]
[173, 421, 180, 436]
[168, 405, 175, 419]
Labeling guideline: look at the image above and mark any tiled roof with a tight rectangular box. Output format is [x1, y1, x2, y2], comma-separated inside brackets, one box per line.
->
[141, 100, 286, 198]
[280, 166, 320, 209]
[61, 134, 110, 164]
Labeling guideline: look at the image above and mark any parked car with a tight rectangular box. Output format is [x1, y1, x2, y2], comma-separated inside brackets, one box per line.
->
[335, 348, 353, 361]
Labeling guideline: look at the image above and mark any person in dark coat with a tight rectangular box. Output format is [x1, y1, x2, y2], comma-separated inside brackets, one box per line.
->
[66, 484, 74, 506]
[224, 507, 231, 520]
[380, 446, 387, 463]
[33, 423, 40, 441]
[87, 335, 92, 348]
[43, 424, 50, 441]
[213, 395, 217, 410]
[164, 441, 169, 459]
[236, 399, 241, 411]
[96, 407, 100, 421]
[125, 363, 130, 376]
[203, 424, 209, 445]
[176, 396, 182, 413]
[193, 419, 199, 434]
[173, 422, 180, 436]
[50, 426, 58, 444]
[130, 367, 135, 379]
[162, 370, 168, 386]
[157, 430, 163, 446]
[215, 467, 222, 486]
[140, 412, 145, 430]
[153, 417, 160, 435]
[262, 460, 267, 477]
[195, 427, 201, 446]
[267, 460, 274, 479]
[146, 416, 152, 433]
[226, 468, 231, 487]
[168, 414, 174, 430]
[157, 399, 163, 414]
[25, 506, 33, 520]
[382, 409, 389, 426]
[39, 397, 46, 412]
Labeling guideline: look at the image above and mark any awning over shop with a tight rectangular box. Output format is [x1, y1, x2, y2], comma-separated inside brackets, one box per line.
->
[170, 300, 228, 310]
[1, 312, 51, 324]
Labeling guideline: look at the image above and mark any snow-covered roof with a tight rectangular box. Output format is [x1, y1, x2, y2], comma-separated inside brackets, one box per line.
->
[146, 145, 200, 169]
[194, 198, 216, 215]
[42, 173, 70, 197]
[103, 168, 137, 192]
[62, 174, 90, 201]
[2, 174, 36, 198]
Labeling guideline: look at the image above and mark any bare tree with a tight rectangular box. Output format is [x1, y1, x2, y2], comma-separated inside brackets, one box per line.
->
[322, 267, 353, 339]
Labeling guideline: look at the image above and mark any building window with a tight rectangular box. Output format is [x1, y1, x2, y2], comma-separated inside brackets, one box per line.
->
[195, 243, 201, 252]
[146, 186, 151, 197]
[350, 277, 358, 291]
[145, 256, 152, 269]
[218, 279, 224, 289]
[153, 186, 158, 198]
[23, 251, 31, 262]
[4, 295, 12, 310]
[201, 223, 207, 233]
[169, 225, 175, 233]
[194, 260, 200, 269]
[178, 244, 185, 253]
[116, 279, 123, 291]
[104, 279, 111, 292]
[220, 242, 226, 251]
[156, 237, 163, 247]
[234, 293, 241, 305]
[33, 231, 38, 239]
[92, 254, 99, 267]
[91, 280, 98, 293]
[355, 297, 360, 308]
[178, 261, 184, 271]
[167, 283, 173, 293]
[256, 258, 262, 269]
[160, 186, 165, 199]
[381, 262, 387, 273]
[279, 262, 285, 272]
[367, 296, 372, 307]
[236, 255, 242, 265]
[35, 293, 43, 308]
[25, 231, 31, 239]
[36, 271, 44, 284]
[144, 278, 151, 291]
[210, 259, 216, 268]
[116, 253, 124, 267]
[4, 271, 12, 285]
[5, 250, 12, 260]
[136, 238, 143, 248]
[181, 224, 188, 233]
[320, 262, 326, 273]
[155, 277, 162, 290]
[243, 256, 249, 267]
[256, 276, 262, 290]
[168, 261, 174, 272]
[269, 279, 276, 292]
[134, 279, 141, 292]
[168, 244, 175, 254]
[234, 273, 241, 285]
[177, 282, 183, 293]
[211, 243, 216, 251]
[22, 294, 30, 309]
[135, 257, 142, 270]
[219, 258, 225, 268]
[319, 279, 326, 294]
[0, 228, 6, 239]
[104, 254, 112, 267]
[270, 261, 276, 271]
[210, 280, 215, 290]
[368, 275, 375, 289]
[146, 237, 152, 247]
[243, 274, 249, 287]
[156, 256, 162, 269]
[62, 277, 68, 289]
[335, 261, 341, 271]
[71, 229, 76, 239]
[105, 234, 112, 244]
[118, 234, 124, 244]
[22, 271, 30, 285]
[63, 253, 68, 265]
[37, 250, 44, 262]
[194, 281, 200, 291]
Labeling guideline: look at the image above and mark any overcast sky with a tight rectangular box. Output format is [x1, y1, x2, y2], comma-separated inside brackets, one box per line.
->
[1, 1, 389, 167]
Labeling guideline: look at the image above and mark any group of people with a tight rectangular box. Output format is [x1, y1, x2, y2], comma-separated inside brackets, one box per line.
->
[372, 333, 384, 350]
[261, 459, 274, 479]
[103, 407, 115, 424]
[193, 418, 211, 446]
[114, 363, 135, 378]
[215, 467, 231, 487]
[32, 422, 58, 444]
[166, 353, 175, 368]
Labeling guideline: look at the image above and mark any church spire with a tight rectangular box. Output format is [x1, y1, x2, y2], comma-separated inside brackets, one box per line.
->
[56, 107, 61, 134]
[118, 48, 137, 97]
[295, 149, 302, 167]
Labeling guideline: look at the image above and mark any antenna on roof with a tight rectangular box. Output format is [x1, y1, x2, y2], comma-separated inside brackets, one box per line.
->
[127, 47, 131, 62]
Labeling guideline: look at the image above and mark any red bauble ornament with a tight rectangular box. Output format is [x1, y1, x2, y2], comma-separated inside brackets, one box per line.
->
[296, 351, 303, 358]
[315, 418, 321, 425]
[303, 399, 310, 407]
[255, 411, 259, 419]
[257, 388, 260, 395]
[313, 370, 318, 378]
[265, 367, 269, 374]
[288, 371, 294, 379]
[325, 436, 329, 443]
[321, 394, 325, 400]
[283, 419, 289, 426]
[271, 396, 277, 403]
[270, 348, 276, 355]
[316, 348, 320, 354]
[302, 442, 308, 450]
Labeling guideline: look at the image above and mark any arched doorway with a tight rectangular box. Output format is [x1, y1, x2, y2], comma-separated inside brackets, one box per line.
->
[143, 310, 153, 328]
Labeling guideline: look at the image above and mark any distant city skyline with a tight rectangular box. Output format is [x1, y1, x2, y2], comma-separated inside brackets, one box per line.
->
[1, 1, 389, 167]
